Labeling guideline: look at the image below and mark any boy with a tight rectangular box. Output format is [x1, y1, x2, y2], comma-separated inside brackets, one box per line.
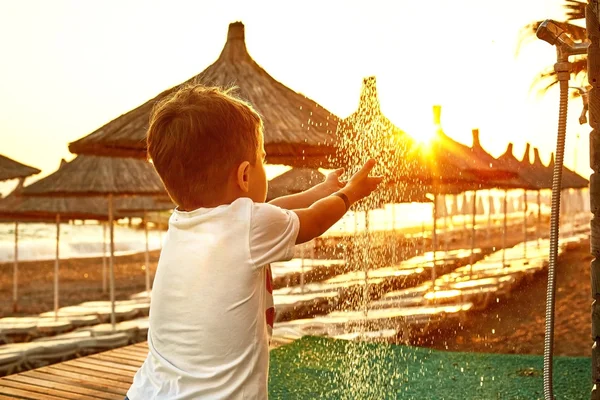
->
[126, 85, 382, 399]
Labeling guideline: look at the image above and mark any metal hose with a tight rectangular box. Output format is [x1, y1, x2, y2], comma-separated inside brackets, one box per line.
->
[543, 78, 569, 399]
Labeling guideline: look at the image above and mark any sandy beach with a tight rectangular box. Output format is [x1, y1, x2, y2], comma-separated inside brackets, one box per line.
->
[0, 250, 160, 317]
[421, 237, 592, 357]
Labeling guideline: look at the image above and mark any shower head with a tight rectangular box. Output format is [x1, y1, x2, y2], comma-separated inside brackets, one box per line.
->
[536, 20, 589, 58]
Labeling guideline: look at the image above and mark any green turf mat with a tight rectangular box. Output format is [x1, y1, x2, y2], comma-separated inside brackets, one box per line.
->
[269, 336, 590, 399]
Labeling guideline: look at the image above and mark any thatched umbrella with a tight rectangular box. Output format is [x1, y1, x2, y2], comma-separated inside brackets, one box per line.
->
[425, 120, 524, 275]
[528, 149, 587, 239]
[21, 155, 166, 329]
[0, 194, 111, 316]
[0, 193, 172, 315]
[497, 143, 543, 263]
[548, 152, 588, 238]
[0, 154, 40, 183]
[67, 22, 338, 168]
[336, 78, 523, 291]
[529, 147, 551, 245]
[0, 155, 41, 312]
[519, 143, 534, 258]
[548, 153, 589, 189]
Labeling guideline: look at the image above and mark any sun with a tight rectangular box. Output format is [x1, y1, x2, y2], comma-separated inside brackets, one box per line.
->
[409, 129, 436, 145]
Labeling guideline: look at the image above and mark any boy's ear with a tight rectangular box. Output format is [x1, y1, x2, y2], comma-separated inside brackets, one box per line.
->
[236, 161, 251, 193]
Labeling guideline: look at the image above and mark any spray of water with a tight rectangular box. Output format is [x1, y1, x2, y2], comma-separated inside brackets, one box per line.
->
[324, 76, 427, 396]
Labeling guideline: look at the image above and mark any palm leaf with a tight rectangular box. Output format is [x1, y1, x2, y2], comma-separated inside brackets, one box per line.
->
[564, 0, 586, 20]
[530, 58, 588, 96]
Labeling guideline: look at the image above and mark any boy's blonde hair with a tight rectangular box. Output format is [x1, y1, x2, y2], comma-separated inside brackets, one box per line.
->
[147, 84, 262, 208]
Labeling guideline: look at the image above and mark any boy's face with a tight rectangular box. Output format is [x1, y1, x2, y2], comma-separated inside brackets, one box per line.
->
[247, 133, 268, 203]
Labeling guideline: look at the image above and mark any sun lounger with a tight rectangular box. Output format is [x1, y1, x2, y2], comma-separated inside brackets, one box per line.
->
[0, 319, 38, 344]
[34, 319, 73, 336]
[0, 346, 26, 376]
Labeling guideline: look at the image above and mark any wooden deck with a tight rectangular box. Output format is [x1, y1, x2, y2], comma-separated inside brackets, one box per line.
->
[0, 342, 147, 399]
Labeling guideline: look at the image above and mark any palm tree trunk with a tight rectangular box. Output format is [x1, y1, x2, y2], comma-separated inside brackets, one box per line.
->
[586, 2, 600, 398]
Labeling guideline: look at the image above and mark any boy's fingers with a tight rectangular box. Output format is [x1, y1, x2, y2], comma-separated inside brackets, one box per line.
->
[332, 168, 345, 177]
[354, 159, 377, 180]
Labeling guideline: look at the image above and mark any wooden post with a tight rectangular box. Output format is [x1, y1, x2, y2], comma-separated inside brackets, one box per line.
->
[391, 203, 397, 265]
[144, 211, 151, 295]
[587, 2, 600, 397]
[421, 217, 426, 255]
[470, 191, 477, 277]
[13, 221, 18, 313]
[54, 214, 60, 321]
[571, 190, 576, 237]
[537, 190, 542, 249]
[102, 222, 107, 293]
[443, 194, 448, 252]
[432, 194, 438, 284]
[487, 190, 493, 243]
[502, 190, 508, 267]
[462, 192, 468, 242]
[523, 190, 528, 259]
[108, 194, 116, 330]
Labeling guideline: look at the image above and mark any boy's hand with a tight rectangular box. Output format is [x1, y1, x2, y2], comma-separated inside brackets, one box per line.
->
[339, 159, 383, 204]
[318, 168, 346, 196]
[292, 159, 383, 244]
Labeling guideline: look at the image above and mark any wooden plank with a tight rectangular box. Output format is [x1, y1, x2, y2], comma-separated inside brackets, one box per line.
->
[49, 363, 133, 384]
[5, 374, 119, 400]
[75, 357, 139, 373]
[129, 343, 148, 350]
[88, 353, 144, 367]
[0, 380, 72, 400]
[38, 366, 131, 390]
[0, 394, 20, 399]
[25, 370, 128, 395]
[112, 347, 148, 357]
[62, 359, 135, 379]
[105, 350, 146, 361]
[96, 348, 147, 361]
[94, 351, 146, 365]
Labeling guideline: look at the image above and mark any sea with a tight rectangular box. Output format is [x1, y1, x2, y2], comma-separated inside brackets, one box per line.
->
[0, 189, 588, 263]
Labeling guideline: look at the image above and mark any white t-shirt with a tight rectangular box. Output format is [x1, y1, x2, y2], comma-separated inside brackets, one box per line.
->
[127, 198, 300, 400]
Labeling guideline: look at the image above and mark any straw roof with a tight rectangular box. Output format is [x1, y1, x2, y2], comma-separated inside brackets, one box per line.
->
[267, 168, 325, 201]
[0, 193, 173, 222]
[335, 76, 417, 176]
[426, 109, 518, 182]
[469, 129, 522, 183]
[21, 155, 166, 197]
[548, 153, 589, 189]
[497, 143, 542, 190]
[0, 154, 40, 182]
[522, 147, 588, 190]
[116, 196, 174, 212]
[335, 78, 518, 196]
[0, 194, 110, 221]
[68, 22, 338, 168]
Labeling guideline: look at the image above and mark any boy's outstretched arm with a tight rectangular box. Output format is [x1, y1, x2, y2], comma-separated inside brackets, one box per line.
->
[292, 160, 382, 244]
[268, 169, 346, 210]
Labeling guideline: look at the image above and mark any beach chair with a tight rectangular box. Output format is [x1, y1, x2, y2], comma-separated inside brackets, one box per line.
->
[0, 318, 38, 344]
[22, 340, 80, 369]
[0, 346, 26, 376]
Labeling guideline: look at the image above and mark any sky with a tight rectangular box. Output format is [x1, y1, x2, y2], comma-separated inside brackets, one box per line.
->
[0, 0, 588, 194]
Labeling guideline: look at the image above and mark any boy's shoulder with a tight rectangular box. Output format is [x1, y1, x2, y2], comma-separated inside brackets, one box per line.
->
[170, 197, 292, 226]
